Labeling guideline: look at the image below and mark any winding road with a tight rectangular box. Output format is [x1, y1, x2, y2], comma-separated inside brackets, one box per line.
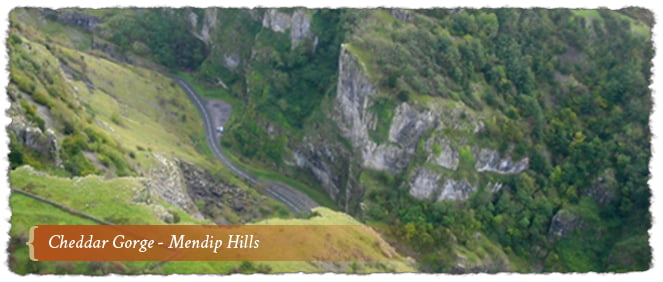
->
[174, 77, 319, 214]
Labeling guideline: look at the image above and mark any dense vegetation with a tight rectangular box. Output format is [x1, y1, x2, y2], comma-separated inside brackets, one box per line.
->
[7, 7, 653, 273]
[103, 8, 207, 69]
[213, 9, 347, 166]
[348, 8, 652, 272]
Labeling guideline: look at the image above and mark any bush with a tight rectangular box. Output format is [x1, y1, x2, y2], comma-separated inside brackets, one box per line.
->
[63, 151, 97, 176]
[19, 99, 45, 131]
[32, 88, 53, 108]
[110, 112, 124, 126]
[459, 145, 475, 169]
[397, 90, 410, 102]
[10, 71, 36, 94]
[8, 132, 25, 169]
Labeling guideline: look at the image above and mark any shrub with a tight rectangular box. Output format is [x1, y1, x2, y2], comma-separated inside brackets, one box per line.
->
[110, 112, 124, 126]
[10, 71, 36, 94]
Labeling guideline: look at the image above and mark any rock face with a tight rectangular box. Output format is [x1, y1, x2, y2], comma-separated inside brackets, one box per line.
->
[296, 45, 384, 209]
[361, 102, 436, 173]
[362, 143, 407, 173]
[188, 9, 217, 45]
[8, 120, 60, 165]
[407, 144, 528, 202]
[474, 147, 529, 174]
[293, 131, 364, 213]
[148, 204, 177, 224]
[144, 154, 203, 219]
[290, 10, 312, 47]
[298, 45, 533, 207]
[262, 9, 292, 32]
[332, 47, 431, 174]
[548, 209, 583, 238]
[52, 10, 101, 31]
[408, 168, 477, 201]
[584, 169, 617, 205]
[409, 168, 440, 199]
[438, 179, 476, 201]
[178, 160, 266, 224]
[143, 155, 268, 223]
[425, 138, 459, 170]
[223, 52, 241, 70]
[388, 103, 436, 151]
[333, 45, 377, 150]
[389, 9, 414, 22]
[262, 9, 315, 48]
[294, 139, 343, 201]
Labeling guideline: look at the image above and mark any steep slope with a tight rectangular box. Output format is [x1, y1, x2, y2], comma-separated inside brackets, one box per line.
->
[8, 12, 282, 223]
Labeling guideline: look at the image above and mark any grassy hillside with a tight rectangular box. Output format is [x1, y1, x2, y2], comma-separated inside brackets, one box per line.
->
[7, 17, 287, 216]
[9, 166, 413, 274]
[8, 166, 208, 274]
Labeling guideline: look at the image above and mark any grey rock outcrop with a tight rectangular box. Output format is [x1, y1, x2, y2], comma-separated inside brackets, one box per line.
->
[333, 45, 377, 149]
[425, 138, 459, 170]
[188, 9, 217, 45]
[306, 43, 531, 207]
[52, 10, 101, 31]
[294, 141, 342, 201]
[290, 10, 312, 47]
[486, 182, 503, 193]
[333, 45, 404, 172]
[223, 52, 241, 70]
[144, 154, 202, 219]
[294, 130, 365, 212]
[389, 103, 436, 149]
[262, 9, 315, 48]
[408, 167, 477, 201]
[389, 9, 414, 22]
[333, 47, 435, 174]
[178, 160, 266, 223]
[438, 179, 476, 201]
[548, 209, 583, 238]
[149, 204, 176, 223]
[474, 147, 529, 174]
[262, 9, 291, 32]
[362, 143, 408, 173]
[8, 120, 60, 165]
[409, 167, 440, 199]
[584, 169, 617, 205]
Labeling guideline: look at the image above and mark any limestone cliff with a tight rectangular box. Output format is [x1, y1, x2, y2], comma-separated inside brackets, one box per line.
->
[262, 8, 316, 49]
[188, 8, 217, 45]
[307, 45, 530, 205]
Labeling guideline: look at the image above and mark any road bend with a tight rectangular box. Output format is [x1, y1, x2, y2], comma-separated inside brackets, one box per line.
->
[175, 77, 319, 214]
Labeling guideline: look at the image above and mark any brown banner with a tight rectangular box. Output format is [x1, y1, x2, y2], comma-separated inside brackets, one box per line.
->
[27, 225, 390, 261]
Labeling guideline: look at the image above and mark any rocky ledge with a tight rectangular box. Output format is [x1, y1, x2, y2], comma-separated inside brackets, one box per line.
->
[178, 160, 266, 224]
